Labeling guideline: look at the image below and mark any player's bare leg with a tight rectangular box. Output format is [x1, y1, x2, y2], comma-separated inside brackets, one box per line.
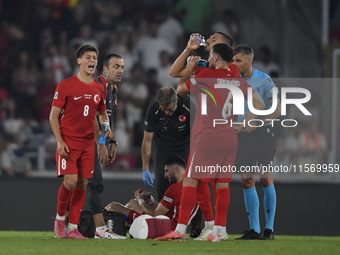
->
[93, 214, 106, 228]
[105, 201, 132, 216]
[125, 199, 144, 214]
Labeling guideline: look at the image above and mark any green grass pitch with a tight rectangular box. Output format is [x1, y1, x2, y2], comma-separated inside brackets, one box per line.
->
[0, 232, 339, 255]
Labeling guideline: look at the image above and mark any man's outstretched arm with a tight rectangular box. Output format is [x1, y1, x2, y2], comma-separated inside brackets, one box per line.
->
[169, 33, 201, 77]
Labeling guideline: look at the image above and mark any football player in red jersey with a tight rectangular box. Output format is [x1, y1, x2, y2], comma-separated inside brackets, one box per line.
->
[50, 45, 113, 239]
[168, 32, 239, 240]
[105, 155, 198, 232]
[155, 44, 265, 242]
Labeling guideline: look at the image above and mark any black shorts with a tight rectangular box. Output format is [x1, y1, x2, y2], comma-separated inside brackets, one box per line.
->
[234, 126, 276, 174]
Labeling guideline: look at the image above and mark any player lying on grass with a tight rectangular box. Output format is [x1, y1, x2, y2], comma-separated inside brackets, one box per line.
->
[105, 155, 198, 231]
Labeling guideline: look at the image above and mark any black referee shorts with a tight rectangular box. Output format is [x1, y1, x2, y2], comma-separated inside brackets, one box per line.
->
[234, 126, 276, 173]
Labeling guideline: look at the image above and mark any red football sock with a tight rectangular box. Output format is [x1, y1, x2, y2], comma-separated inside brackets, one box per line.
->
[197, 182, 214, 221]
[57, 182, 72, 217]
[178, 186, 197, 225]
[68, 188, 86, 225]
[214, 187, 230, 227]
[211, 183, 217, 211]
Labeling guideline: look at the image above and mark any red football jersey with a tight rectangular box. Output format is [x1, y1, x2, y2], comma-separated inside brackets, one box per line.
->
[186, 68, 254, 136]
[194, 61, 240, 77]
[160, 181, 199, 231]
[228, 62, 240, 76]
[52, 75, 106, 149]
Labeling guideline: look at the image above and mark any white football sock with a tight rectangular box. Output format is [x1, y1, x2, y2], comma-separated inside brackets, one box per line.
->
[212, 225, 223, 236]
[220, 227, 227, 235]
[175, 224, 187, 235]
[68, 223, 78, 233]
[205, 220, 214, 230]
[56, 214, 65, 221]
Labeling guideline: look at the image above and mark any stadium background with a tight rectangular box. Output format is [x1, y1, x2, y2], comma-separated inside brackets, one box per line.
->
[0, 0, 339, 235]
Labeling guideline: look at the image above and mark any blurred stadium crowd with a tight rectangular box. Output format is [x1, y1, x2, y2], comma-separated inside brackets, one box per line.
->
[0, 0, 336, 178]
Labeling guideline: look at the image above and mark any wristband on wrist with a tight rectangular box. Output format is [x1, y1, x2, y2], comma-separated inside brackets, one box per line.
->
[138, 198, 145, 206]
[109, 140, 118, 146]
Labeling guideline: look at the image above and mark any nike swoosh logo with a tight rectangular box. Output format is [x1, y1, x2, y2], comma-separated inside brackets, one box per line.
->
[74, 96, 82, 100]
[91, 170, 94, 174]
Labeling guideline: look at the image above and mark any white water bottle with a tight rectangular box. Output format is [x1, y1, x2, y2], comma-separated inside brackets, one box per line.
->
[191, 34, 207, 46]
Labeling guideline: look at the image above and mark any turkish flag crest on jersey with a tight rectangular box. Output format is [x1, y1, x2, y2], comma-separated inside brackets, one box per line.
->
[93, 94, 101, 104]
[179, 114, 186, 122]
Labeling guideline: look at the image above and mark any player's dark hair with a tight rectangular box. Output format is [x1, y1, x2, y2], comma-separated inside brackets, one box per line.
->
[163, 154, 186, 170]
[76, 44, 99, 59]
[216, 32, 233, 46]
[103, 53, 122, 68]
[233, 44, 254, 59]
[212, 43, 234, 62]
[156, 86, 177, 106]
